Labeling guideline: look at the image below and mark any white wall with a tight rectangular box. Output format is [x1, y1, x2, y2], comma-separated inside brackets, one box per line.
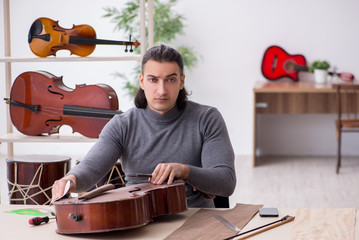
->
[175, 0, 359, 156]
[1, 0, 359, 158]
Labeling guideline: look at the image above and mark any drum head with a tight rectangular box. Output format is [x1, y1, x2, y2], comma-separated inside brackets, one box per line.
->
[6, 154, 71, 163]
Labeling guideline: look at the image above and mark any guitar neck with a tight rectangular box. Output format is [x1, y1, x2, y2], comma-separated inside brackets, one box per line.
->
[294, 64, 308, 72]
[69, 36, 134, 46]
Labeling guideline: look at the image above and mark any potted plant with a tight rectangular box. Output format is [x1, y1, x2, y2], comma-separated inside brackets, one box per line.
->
[309, 60, 330, 84]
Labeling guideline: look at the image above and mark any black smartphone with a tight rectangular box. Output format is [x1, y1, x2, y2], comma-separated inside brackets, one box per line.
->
[259, 207, 279, 217]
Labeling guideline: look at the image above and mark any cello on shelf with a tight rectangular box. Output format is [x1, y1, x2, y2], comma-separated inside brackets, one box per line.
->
[28, 17, 140, 57]
[53, 182, 188, 234]
[4, 71, 122, 138]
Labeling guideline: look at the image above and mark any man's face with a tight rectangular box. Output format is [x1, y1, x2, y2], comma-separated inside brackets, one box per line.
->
[140, 60, 185, 114]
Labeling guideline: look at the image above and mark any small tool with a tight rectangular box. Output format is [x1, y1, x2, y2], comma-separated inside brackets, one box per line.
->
[214, 215, 241, 232]
[224, 215, 295, 240]
[29, 216, 56, 226]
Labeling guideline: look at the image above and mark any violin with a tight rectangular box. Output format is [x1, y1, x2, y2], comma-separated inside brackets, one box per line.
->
[28, 17, 140, 57]
[53, 182, 187, 234]
[5, 71, 122, 138]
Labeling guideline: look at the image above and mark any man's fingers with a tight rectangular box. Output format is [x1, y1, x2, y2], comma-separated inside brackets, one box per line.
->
[167, 171, 177, 185]
[51, 180, 65, 202]
[151, 164, 171, 184]
[51, 175, 76, 202]
[151, 163, 187, 185]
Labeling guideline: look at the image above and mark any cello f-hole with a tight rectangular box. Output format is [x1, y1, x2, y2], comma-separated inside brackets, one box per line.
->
[45, 117, 63, 126]
[129, 187, 141, 193]
[47, 86, 64, 99]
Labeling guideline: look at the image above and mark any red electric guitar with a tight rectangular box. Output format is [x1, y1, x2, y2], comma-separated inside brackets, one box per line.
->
[261, 45, 354, 81]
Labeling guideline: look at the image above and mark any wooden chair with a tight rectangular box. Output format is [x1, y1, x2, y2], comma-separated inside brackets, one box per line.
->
[333, 83, 359, 173]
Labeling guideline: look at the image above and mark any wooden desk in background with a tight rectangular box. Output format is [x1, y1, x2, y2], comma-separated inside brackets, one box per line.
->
[253, 81, 338, 166]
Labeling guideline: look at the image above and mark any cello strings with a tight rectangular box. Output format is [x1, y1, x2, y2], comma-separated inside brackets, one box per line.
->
[20, 105, 120, 118]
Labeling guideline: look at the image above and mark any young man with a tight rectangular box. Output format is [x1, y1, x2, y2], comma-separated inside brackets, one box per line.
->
[52, 45, 236, 208]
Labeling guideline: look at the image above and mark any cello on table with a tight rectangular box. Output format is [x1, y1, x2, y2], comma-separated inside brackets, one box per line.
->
[52, 182, 187, 234]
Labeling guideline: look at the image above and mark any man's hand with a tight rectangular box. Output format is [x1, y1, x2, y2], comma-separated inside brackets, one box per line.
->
[150, 164, 215, 199]
[51, 174, 77, 202]
[150, 163, 189, 185]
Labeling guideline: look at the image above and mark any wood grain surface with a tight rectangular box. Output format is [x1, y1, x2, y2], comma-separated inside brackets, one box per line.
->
[290, 208, 356, 240]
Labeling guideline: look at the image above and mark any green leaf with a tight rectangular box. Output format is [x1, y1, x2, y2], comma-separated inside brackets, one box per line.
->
[5, 208, 51, 217]
[309, 60, 330, 72]
[178, 46, 200, 71]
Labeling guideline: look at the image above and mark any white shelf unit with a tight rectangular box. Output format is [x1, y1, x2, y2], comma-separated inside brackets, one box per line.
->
[1, 0, 153, 156]
[0, 133, 98, 143]
[0, 56, 142, 62]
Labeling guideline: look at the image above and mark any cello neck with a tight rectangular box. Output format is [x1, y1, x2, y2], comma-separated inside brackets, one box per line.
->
[63, 105, 122, 118]
[5, 99, 122, 119]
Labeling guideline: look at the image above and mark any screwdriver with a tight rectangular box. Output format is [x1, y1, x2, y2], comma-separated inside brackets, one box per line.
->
[29, 216, 54, 226]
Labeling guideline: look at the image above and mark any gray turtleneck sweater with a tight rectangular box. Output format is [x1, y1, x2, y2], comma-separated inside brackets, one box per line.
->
[68, 101, 236, 208]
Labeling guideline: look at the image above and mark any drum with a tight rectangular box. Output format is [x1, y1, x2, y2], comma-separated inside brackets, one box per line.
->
[75, 160, 125, 190]
[6, 155, 71, 205]
[97, 161, 125, 187]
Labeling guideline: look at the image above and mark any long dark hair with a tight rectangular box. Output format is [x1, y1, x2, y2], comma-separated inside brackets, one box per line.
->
[134, 45, 189, 110]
